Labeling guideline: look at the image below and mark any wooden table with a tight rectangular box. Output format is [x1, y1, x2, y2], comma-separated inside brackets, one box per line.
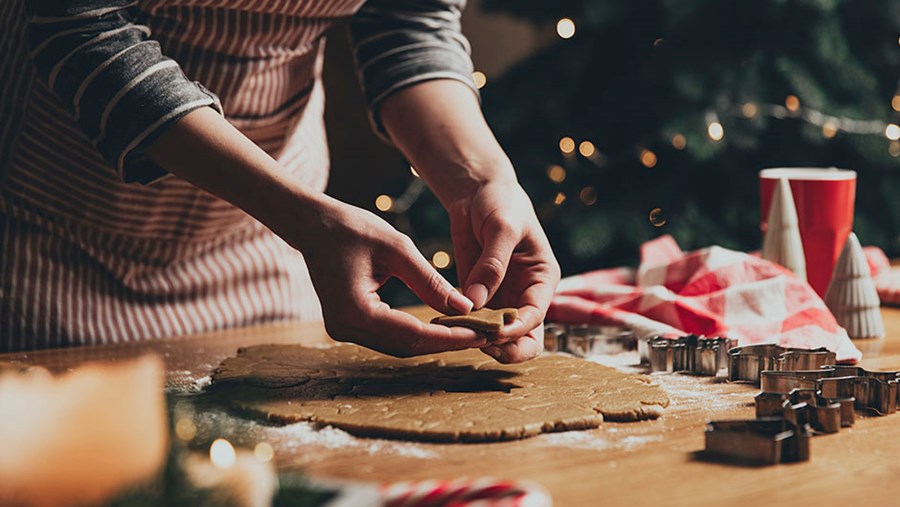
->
[3, 307, 900, 507]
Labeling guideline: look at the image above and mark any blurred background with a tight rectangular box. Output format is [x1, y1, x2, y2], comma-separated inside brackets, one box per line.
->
[323, 0, 900, 306]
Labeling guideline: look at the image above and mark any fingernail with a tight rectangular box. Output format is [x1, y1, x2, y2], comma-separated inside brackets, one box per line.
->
[483, 346, 502, 359]
[465, 283, 488, 309]
[448, 290, 474, 314]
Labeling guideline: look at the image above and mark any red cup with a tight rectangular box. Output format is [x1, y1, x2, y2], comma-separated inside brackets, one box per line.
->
[760, 168, 856, 296]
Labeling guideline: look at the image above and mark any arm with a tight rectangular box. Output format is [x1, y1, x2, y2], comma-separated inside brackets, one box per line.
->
[25, 1, 482, 357]
[349, 1, 561, 363]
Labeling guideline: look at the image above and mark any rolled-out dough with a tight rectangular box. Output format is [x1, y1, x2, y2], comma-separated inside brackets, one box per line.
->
[212, 344, 669, 443]
[431, 307, 518, 332]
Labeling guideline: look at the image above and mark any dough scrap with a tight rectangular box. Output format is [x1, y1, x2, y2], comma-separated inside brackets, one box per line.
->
[431, 307, 518, 332]
[212, 345, 669, 443]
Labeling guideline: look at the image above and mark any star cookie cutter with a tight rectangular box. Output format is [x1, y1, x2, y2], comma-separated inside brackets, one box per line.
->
[647, 335, 736, 375]
[703, 418, 811, 465]
[728, 345, 836, 384]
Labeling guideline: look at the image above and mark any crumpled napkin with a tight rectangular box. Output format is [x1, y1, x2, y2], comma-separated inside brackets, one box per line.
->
[548, 235, 862, 363]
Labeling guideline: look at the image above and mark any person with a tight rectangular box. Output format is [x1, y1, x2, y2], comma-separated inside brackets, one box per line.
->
[0, 0, 560, 362]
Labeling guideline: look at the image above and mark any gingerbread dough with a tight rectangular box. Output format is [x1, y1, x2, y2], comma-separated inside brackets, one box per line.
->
[212, 345, 669, 443]
[431, 307, 518, 332]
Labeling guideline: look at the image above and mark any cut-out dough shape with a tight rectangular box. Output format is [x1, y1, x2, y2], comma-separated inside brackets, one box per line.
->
[430, 307, 518, 332]
[212, 344, 669, 443]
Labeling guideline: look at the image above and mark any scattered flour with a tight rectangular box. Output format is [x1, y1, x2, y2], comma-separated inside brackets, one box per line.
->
[539, 431, 662, 451]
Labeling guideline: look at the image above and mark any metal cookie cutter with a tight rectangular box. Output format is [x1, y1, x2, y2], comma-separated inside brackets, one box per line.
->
[648, 335, 735, 375]
[704, 418, 811, 465]
[543, 323, 567, 353]
[543, 323, 635, 357]
[755, 388, 854, 434]
[565, 324, 635, 357]
[818, 370, 899, 416]
[728, 345, 836, 384]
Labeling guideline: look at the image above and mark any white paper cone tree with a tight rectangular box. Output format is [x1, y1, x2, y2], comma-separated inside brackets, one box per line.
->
[824, 233, 884, 339]
[762, 178, 806, 280]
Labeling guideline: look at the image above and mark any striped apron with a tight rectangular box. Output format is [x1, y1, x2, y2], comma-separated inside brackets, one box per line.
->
[0, 0, 366, 351]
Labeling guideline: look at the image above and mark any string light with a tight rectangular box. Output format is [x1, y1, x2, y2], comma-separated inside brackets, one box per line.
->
[210, 438, 236, 469]
[554, 192, 566, 205]
[432, 251, 451, 269]
[653, 38, 664, 47]
[741, 103, 758, 118]
[375, 195, 393, 212]
[472, 71, 487, 89]
[885, 123, 900, 141]
[639, 148, 657, 168]
[546, 164, 567, 183]
[254, 442, 274, 463]
[579, 186, 597, 206]
[556, 18, 576, 39]
[822, 120, 839, 138]
[671, 134, 687, 150]
[893, 95, 900, 112]
[559, 136, 576, 154]
[578, 140, 596, 157]
[410, 166, 419, 178]
[707, 121, 724, 141]
[785, 95, 800, 112]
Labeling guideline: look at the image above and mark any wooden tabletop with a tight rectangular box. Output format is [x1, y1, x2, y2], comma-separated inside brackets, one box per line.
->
[3, 307, 900, 507]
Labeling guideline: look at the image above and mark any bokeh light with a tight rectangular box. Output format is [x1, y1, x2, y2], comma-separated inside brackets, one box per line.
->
[375, 195, 393, 212]
[174, 418, 196, 441]
[472, 71, 487, 89]
[578, 140, 596, 157]
[556, 18, 576, 39]
[640, 149, 657, 168]
[579, 186, 597, 206]
[210, 438, 236, 469]
[885, 123, 900, 141]
[432, 251, 451, 269]
[671, 134, 687, 150]
[254, 442, 274, 463]
[559, 136, 576, 154]
[785, 95, 800, 112]
[741, 103, 758, 118]
[546, 164, 567, 183]
[707, 122, 724, 141]
[649, 208, 667, 227]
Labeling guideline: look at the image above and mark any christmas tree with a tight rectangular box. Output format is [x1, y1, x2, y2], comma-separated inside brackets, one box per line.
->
[380, 0, 900, 304]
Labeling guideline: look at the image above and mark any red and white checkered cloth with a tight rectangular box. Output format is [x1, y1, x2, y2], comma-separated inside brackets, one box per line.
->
[548, 235, 862, 363]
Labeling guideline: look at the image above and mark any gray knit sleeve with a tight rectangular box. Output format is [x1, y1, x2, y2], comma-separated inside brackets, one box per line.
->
[349, 0, 478, 139]
[24, 0, 222, 184]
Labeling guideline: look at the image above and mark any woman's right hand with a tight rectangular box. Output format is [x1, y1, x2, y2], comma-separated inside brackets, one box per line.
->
[277, 193, 486, 357]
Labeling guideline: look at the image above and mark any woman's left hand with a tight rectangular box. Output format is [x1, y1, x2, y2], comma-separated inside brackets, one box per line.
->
[447, 175, 561, 363]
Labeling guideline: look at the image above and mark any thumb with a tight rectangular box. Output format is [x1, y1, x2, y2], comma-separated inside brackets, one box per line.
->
[463, 229, 517, 308]
[387, 238, 473, 315]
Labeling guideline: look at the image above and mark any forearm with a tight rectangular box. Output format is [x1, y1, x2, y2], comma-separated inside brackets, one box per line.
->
[379, 80, 517, 206]
[142, 107, 327, 248]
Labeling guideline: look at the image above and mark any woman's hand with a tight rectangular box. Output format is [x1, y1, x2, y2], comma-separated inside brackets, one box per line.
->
[284, 194, 487, 357]
[449, 177, 561, 364]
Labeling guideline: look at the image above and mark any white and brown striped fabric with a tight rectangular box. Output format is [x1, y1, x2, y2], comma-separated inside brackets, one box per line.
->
[0, 0, 476, 352]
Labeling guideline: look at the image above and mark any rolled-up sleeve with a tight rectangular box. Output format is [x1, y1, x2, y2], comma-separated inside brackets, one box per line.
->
[349, 0, 478, 139]
[24, 1, 222, 184]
